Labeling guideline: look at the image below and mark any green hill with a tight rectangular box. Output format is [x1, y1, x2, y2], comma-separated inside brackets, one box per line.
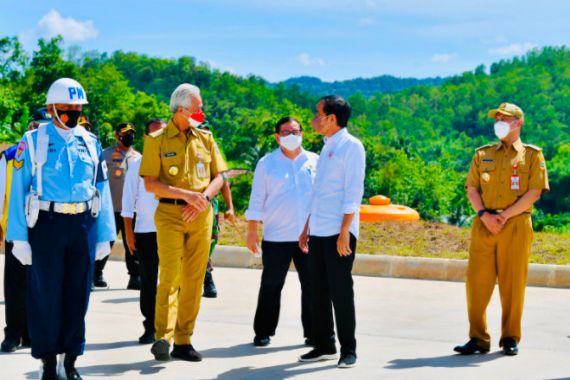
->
[280, 75, 445, 98]
[0, 36, 568, 232]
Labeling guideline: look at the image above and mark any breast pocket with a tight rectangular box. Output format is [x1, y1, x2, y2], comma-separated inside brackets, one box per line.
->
[516, 165, 530, 195]
[162, 155, 183, 181]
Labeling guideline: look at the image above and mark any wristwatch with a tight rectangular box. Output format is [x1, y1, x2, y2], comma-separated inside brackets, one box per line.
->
[477, 209, 486, 218]
[204, 194, 211, 202]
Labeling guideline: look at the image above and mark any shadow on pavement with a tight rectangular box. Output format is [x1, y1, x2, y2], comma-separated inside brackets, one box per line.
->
[385, 351, 504, 369]
[201, 342, 305, 359]
[74, 360, 166, 377]
[101, 297, 139, 304]
[213, 361, 335, 379]
[86, 340, 139, 351]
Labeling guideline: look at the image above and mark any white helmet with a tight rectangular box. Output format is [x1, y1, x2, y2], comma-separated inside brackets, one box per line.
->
[45, 78, 89, 105]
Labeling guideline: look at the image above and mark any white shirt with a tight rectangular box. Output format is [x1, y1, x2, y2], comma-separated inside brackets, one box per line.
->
[121, 156, 158, 233]
[245, 148, 318, 242]
[309, 128, 366, 238]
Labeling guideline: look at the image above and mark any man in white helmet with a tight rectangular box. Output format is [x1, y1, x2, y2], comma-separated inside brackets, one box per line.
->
[6, 78, 116, 380]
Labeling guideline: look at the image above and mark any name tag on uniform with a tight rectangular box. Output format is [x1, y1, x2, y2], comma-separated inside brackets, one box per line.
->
[511, 175, 520, 190]
[196, 161, 207, 178]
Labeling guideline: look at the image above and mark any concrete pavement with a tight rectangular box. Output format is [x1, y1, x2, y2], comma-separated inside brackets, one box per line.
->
[1, 259, 570, 379]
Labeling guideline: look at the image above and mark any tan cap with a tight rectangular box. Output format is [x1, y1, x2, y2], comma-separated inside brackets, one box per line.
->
[488, 102, 524, 119]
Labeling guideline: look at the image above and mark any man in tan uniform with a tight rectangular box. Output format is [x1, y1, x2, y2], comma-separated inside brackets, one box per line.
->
[139, 83, 227, 362]
[454, 102, 549, 356]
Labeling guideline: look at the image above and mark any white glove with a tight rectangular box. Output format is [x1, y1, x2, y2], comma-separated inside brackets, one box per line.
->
[95, 241, 111, 260]
[12, 240, 32, 265]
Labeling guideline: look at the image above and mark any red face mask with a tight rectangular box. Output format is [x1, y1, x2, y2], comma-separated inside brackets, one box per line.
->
[188, 110, 205, 127]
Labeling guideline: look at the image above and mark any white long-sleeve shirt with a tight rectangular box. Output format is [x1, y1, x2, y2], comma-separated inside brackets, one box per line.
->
[309, 128, 366, 238]
[245, 148, 318, 242]
[121, 156, 158, 233]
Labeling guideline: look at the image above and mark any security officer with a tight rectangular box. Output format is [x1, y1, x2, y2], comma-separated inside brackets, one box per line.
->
[140, 83, 227, 362]
[7, 78, 116, 380]
[454, 102, 549, 356]
[95, 122, 141, 290]
[0, 108, 50, 353]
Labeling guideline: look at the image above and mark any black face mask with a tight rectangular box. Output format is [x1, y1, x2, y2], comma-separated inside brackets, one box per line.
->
[120, 134, 135, 147]
[55, 109, 81, 128]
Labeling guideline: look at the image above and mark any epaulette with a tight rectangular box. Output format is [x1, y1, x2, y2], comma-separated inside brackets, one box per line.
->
[196, 128, 212, 135]
[523, 143, 543, 151]
[475, 143, 494, 151]
[149, 128, 166, 138]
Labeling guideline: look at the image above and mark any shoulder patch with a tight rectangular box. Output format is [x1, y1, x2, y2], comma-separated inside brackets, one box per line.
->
[149, 128, 166, 138]
[475, 143, 494, 151]
[196, 128, 212, 135]
[524, 143, 543, 151]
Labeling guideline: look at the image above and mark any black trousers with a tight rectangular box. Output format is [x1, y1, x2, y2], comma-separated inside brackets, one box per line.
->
[308, 234, 357, 355]
[3, 241, 29, 342]
[135, 232, 159, 332]
[94, 212, 139, 278]
[253, 241, 312, 339]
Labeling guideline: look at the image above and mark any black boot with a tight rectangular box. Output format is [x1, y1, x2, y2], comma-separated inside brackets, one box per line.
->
[63, 354, 82, 380]
[41, 356, 57, 380]
[203, 271, 217, 298]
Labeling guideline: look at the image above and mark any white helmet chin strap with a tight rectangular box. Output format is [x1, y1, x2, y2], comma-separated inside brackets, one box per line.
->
[52, 104, 71, 130]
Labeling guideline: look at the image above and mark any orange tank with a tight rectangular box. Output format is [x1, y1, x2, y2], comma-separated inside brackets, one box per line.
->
[360, 196, 420, 222]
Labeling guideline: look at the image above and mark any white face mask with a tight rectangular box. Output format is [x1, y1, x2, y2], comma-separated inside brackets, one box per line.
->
[494, 121, 512, 140]
[279, 134, 303, 152]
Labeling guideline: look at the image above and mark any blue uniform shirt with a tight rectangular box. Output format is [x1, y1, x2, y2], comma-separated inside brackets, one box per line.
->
[6, 122, 116, 243]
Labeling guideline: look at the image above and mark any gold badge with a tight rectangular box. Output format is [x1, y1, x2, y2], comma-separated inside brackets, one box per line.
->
[169, 165, 179, 176]
[114, 169, 123, 177]
[482, 172, 490, 182]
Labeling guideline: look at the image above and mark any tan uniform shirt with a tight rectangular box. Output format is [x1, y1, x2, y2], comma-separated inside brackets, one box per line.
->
[465, 138, 549, 212]
[139, 120, 228, 193]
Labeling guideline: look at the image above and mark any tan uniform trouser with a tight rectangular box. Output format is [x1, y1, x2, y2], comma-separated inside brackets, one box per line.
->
[466, 213, 533, 348]
[154, 203, 213, 345]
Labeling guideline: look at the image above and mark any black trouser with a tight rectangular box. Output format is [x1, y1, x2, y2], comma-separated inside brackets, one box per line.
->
[308, 234, 357, 356]
[3, 241, 29, 343]
[135, 232, 159, 333]
[94, 212, 139, 278]
[253, 241, 312, 339]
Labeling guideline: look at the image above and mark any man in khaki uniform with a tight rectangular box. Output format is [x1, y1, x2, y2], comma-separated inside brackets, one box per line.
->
[454, 102, 549, 356]
[139, 83, 227, 362]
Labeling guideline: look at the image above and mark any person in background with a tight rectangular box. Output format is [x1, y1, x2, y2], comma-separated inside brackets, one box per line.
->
[122, 118, 166, 344]
[96, 122, 142, 290]
[0, 107, 49, 353]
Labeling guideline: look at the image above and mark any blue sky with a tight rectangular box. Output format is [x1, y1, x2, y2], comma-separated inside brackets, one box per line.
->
[1, 0, 570, 82]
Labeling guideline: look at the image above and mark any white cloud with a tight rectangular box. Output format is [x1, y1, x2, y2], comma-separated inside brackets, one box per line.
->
[431, 53, 457, 63]
[489, 43, 536, 56]
[359, 17, 375, 27]
[296, 53, 325, 66]
[20, 10, 98, 46]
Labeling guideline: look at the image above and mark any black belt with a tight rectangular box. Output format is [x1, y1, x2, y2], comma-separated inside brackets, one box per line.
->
[159, 198, 188, 205]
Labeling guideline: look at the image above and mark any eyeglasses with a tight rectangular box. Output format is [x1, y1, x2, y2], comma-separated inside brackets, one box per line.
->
[279, 130, 302, 136]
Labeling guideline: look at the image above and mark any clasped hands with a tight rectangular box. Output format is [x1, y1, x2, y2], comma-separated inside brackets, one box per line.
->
[480, 212, 508, 235]
[181, 191, 211, 222]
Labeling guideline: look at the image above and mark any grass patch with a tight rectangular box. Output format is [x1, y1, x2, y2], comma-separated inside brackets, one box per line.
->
[218, 216, 570, 265]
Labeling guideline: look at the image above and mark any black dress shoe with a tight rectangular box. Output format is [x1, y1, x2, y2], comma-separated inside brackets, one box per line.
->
[453, 339, 490, 355]
[1, 337, 20, 352]
[41, 356, 58, 380]
[203, 271, 218, 298]
[304, 338, 314, 346]
[253, 336, 270, 347]
[64, 354, 82, 380]
[151, 339, 170, 361]
[127, 275, 141, 290]
[501, 338, 518, 356]
[93, 275, 108, 288]
[170, 344, 202, 362]
[139, 330, 155, 344]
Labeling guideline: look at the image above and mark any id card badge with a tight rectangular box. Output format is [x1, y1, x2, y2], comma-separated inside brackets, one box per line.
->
[196, 161, 207, 178]
[511, 175, 520, 190]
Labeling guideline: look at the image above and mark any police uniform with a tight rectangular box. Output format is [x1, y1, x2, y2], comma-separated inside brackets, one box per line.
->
[139, 120, 227, 346]
[6, 122, 116, 360]
[464, 138, 549, 349]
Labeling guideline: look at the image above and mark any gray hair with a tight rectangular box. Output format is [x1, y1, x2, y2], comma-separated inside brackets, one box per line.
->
[169, 83, 201, 113]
